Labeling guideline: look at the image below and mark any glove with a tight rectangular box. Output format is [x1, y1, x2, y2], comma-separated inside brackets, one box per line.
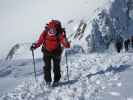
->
[30, 43, 36, 51]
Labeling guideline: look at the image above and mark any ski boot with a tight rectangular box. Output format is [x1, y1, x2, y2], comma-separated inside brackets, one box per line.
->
[52, 81, 59, 87]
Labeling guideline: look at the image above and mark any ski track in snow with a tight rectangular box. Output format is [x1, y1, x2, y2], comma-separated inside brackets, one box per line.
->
[0, 51, 133, 100]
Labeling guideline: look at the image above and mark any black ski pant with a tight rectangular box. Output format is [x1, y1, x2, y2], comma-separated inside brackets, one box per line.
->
[115, 42, 122, 53]
[43, 52, 61, 83]
[131, 40, 133, 49]
[124, 40, 129, 51]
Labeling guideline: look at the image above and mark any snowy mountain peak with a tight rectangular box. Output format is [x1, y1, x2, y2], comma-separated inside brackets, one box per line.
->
[67, 0, 133, 52]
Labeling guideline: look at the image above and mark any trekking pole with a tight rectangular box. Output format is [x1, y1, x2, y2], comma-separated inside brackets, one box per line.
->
[65, 50, 69, 82]
[31, 49, 45, 93]
[31, 49, 38, 82]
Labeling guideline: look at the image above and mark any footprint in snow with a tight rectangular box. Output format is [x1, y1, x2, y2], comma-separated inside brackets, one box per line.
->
[127, 97, 133, 100]
[109, 92, 120, 96]
[0, 70, 12, 77]
[116, 82, 122, 87]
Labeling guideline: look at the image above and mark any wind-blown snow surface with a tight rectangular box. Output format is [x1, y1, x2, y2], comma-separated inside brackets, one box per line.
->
[0, 50, 133, 100]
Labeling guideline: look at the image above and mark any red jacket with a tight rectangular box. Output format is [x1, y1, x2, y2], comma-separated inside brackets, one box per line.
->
[34, 30, 70, 52]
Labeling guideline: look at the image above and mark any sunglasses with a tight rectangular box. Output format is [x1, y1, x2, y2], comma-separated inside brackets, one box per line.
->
[48, 28, 57, 35]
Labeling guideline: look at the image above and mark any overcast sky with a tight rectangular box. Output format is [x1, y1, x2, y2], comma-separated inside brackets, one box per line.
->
[0, 0, 107, 57]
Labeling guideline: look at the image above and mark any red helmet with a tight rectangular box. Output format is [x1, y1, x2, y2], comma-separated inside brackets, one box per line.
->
[47, 20, 61, 29]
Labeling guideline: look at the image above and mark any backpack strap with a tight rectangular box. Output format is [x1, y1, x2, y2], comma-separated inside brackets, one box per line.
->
[42, 29, 61, 49]
[43, 24, 66, 45]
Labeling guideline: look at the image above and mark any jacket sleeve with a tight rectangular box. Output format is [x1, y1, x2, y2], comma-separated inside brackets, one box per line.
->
[34, 31, 46, 48]
[60, 32, 70, 48]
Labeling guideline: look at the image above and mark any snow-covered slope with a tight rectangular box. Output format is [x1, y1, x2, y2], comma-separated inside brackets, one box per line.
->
[0, 51, 133, 100]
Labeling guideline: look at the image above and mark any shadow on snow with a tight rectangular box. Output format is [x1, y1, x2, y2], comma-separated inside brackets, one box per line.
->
[59, 79, 78, 87]
[86, 64, 131, 79]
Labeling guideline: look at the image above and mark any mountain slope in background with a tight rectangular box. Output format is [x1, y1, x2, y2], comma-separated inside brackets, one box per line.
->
[69, 0, 133, 52]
